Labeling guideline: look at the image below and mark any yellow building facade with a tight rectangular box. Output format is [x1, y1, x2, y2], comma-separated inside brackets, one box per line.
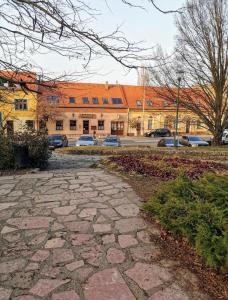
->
[0, 72, 38, 133]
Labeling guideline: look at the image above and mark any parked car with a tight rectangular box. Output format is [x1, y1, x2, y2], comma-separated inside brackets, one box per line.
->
[180, 136, 209, 147]
[157, 138, 183, 147]
[48, 134, 68, 149]
[75, 135, 98, 146]
[102, 135, 121, 147]
[145, 128, 172, 137]
[222, 130, 228, 144]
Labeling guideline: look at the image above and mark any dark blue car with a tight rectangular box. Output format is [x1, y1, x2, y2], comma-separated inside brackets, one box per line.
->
[48, 134, 68, 149]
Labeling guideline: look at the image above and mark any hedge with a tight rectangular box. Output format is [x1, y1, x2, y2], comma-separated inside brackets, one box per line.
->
[143, 173, 228, 269]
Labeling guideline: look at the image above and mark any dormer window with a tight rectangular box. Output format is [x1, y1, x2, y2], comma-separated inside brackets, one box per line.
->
[82, 97, 89, 104]
[136, 100, 142, 107]
[102, 97, 109, 104]
[163, 101, 169, 107]
[147, 100, 153, 106]
[69, 97, 75, 104]
[92, 97, 99, 104]
[47, 96, 59, 103]
[112, 98, 123, 104]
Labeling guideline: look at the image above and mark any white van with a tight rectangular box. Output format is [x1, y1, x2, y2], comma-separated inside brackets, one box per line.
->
[222, 129, 228, 144]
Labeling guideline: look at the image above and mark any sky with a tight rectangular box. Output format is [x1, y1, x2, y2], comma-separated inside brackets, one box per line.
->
[34, 0, 185, 85]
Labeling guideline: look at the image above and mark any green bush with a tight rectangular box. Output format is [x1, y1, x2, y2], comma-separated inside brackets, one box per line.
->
[144, 173, 228, 269]
[0, 129, 50, 170]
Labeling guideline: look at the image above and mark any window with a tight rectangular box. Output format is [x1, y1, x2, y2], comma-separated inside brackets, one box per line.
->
[25, 120, 34, 130]
[136, 100, 142, 107]
[15, 99, 28, 111]
[148, 118, 153, 130]
[98, 120, 104, 130]
[70, 120, 76, 130]
[112, 98, 123, 104]
[102, 97, 109, 104]
[56, 120, 63, 130]
[69, 97, 75, 104]
[163, 101, 169, 107]
[47, 96, 59, 103]
[82, 97, 89, 104]
[147, 100, 153, 107]
[92, 97, 99, 104]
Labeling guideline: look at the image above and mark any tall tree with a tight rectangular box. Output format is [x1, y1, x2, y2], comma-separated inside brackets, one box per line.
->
[150, 0, 228, 145]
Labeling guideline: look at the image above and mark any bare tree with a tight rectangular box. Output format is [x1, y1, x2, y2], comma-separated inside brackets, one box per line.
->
[150, 0, 228, 145]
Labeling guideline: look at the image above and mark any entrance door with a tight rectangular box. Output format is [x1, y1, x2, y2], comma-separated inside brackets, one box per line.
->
[6, 121, 14, 136]
[83, 120, 89, 134]
[111, 121, 124, 136]
[136, 122, 141, 136]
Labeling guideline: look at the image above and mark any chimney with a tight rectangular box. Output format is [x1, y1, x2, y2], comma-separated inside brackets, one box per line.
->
[105, 81, 109, 90]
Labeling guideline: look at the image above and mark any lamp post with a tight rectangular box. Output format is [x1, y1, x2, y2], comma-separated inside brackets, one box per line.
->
[174, 70, 184, 148]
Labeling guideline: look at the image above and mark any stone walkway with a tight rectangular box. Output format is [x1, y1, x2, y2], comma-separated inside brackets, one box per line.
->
[0, 165, 210, 299]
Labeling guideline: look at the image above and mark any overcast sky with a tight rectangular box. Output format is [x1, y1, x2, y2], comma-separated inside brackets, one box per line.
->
[34, 0, 185, 85]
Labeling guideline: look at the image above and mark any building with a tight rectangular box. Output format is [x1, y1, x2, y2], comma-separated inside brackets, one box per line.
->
[0, 71, 38, 134]
[38, 82, 129, 138]
[39, 81, 208, 137]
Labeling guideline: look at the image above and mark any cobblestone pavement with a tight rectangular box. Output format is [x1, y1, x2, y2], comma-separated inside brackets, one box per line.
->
[0, 163, 210, 299]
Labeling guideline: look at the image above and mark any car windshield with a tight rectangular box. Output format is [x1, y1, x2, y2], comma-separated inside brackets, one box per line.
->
[48, 135, 62, 141]
[188, 136, 203, 141]
[105, 138, 118, 143]
[79, 136, 93, 141]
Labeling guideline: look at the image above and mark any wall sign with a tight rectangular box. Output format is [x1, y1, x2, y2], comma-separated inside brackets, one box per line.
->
[79, 114, 96, 119]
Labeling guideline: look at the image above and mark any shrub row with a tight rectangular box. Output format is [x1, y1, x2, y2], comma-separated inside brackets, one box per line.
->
[143, 173, 228, 269]
[0, 130, 50, 170]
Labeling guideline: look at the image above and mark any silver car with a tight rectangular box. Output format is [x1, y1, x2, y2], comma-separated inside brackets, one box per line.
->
[102, 135, 121, 147]
[180, 136, 209, 147]
[75, 135, 98, 146]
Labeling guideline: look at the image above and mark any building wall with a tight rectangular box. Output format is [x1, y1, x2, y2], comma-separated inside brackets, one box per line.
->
[128, 110, 208, 136]
[0, 89, 37, 132]
[46, 110, 128, 138]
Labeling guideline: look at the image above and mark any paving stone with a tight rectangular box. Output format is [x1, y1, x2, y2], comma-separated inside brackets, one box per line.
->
[0, 258, 26, 274]
[71, 233, 93, 246]
[93, 223, 111, 233]
[31, 250, 50, 262]
[45, 238, 65, 249]
[118, 235, 138, 248]
[102, 188, 119, 195]
[115, 204, 139, 217]
[148, 284, 190, 300]
[79, 208, 97, 220]
[16, 296, 36, 300]
[25, 263, 39, 271]
[130, 245, 161, 261]
[81, 244, 103, 266]
[51, 222, 65, 231]
[80, 202, 108, 209]
[106, 248, 125, 264]
[10, 271, 34, 289]
[36, 202, 60, 208]
[52, 290, 80, 300]
[72, 267, 94, 282]
[8, 190, 23, 197]
[29, 233, 48, 245]
[102, 234, 115, 244]
[65, 221, 90, 232]
[96, 215, 107, 223]
[3, 232, 21, 242]
[30, 279, 70, 297]
[40, 266, 61, 278]
[66, 260, 84, 271]
[7, 217, 53, 229]
[0, 202, 18, 211]
[115, 218, 146, 233]
[137, 231, 151, 243]
[57, 215, 77, 222]
[125, 263, 172, 291]
[0, 189, 11, 196]
[52, 248, 74, 265]
[100, 208, 118, 218]
[53, 205, 76, 215]
[84, 268, 136, 300]
[109, 198, 131, 207]
[0, 287, 12, 300]
[1, 225, 18, 234]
